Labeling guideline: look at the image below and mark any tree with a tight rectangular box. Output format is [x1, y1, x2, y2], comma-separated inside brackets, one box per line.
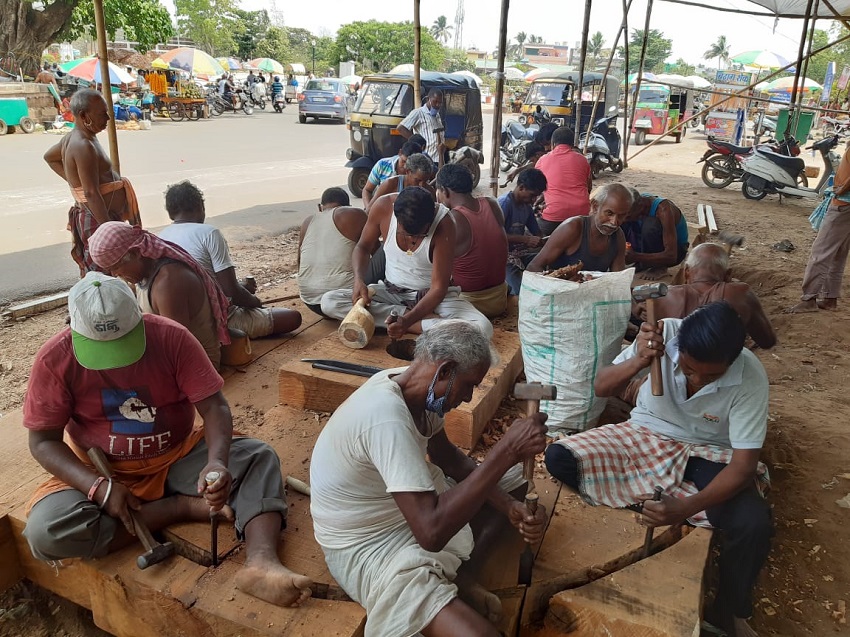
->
[669, 57, 696, 76]
[443, 48, 475, 73]
[67, 0, 173, 54]
[0, 0, 171, 77]
[619, 29, 673, 73]
[333, 20, 443, 72]
[528, 34, 544, 44]
[587, 31, 605, 64]
[513, 31, 527, 61]
[254, 25, 289, 62]
[703, 35, 730, 70]
[430, 15, 452, 45]
[174, 0, 239, 57]
[232, 9, 270, 61]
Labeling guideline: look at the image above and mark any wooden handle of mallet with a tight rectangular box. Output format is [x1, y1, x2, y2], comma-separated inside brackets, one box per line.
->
[87, 447, 157, 551]
[524, 399, 541, 482]
[645, 298, 664, 397]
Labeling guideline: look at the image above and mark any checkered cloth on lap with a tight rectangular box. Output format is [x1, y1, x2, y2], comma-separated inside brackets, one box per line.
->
[556, 422, 769, 528]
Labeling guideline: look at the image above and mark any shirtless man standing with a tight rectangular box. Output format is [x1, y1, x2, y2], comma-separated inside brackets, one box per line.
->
[44, 89, 142, 275]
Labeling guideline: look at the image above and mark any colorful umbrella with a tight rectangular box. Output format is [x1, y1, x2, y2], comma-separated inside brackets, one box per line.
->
[339, 74, 363, 86]
[624, 71, 657, 85]
[685, 75, 712, 89]
[59, 57, 134, 85]
[217, 57, 242, 71]
[451, 70, 483, 86]
[502, 67, 526, 81]
[765, 76, 822, 92]
[155, 47, 225, 77]
[248, 58, 284, 74]
[731, 50, 791, 70]
[524, 67, 551, 82]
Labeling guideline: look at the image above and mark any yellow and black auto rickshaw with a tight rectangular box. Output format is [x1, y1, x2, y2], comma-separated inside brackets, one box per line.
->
[345, 72, 484, 197]
[520, 71, 619, 134]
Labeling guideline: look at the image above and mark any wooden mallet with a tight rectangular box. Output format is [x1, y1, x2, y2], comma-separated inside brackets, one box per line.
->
[513, 381, 557, 586]
[632, 283, 668, 397]
[338, 289, 376, 349]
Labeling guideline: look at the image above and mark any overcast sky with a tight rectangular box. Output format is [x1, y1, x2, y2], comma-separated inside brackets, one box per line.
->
[164, 0, 836, 75]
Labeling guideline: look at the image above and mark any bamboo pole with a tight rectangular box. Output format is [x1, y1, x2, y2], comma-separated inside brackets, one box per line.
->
[788, 0, 814, 134]
[626, 30, 850, 162]
[413, 0, 421, 108]
[574, 0, 593, 146]
[93, 0, 120, 174]
[490, 0, 511, 196]
[622, 0, 631, 167]
[627, 0, 653, 154]
[581, 0, 634, 154]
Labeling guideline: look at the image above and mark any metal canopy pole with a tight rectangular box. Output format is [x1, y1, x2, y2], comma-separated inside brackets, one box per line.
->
[490, 0, 511, 196]
[93, 0, 120, 174]
[627, 0, 654, 155]
[413, 0, 421, 107]
[622, 0, 631, 166]
[575, 0, 593, 146]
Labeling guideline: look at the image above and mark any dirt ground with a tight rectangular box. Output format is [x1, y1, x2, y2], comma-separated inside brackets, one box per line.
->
[1, 132, 849, 636]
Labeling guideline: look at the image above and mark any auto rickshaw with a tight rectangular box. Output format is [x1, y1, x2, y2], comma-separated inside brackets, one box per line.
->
[346, 72, 484, 197]
[520, 72, 619, 134]
[631, 80, 694, 145]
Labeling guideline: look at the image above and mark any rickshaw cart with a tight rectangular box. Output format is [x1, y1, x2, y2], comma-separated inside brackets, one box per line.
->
[521, 72, 619, 135]
[632, 80, 694, 145]
[157, 95, 206, 122]
[0, 97, 35, 135]
[346, 72, 484, 197]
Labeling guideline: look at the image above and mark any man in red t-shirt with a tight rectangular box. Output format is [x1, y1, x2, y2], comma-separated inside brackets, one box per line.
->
[534, 126, 593, 236]
[22, 272, 312, 608]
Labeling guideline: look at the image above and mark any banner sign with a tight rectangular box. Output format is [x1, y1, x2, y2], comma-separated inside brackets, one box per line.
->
[714, 70, 754, 86]
[822, 62, 836, 103]
[837, 64, 850, 91]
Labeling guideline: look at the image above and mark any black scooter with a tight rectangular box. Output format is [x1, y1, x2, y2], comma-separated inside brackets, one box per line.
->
[579, 106, 623, 177]
[499, 106, 553, 172]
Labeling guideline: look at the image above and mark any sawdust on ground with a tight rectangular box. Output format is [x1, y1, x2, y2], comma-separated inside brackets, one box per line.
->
[2, 135, 850, 636]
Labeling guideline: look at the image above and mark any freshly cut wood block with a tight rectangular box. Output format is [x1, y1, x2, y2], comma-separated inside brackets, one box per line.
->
[278, 329, 523, 449]
[0, 516, 21, 594]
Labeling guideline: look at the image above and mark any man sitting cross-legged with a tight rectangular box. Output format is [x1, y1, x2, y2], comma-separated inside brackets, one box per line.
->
[622, 189, 690, 278]
[22, 272, 313, 608]
[544, 301, 773, 637]
[158, 180, 302, 339]
[311, 321, 548, 637]
[320, 187, 494, 339]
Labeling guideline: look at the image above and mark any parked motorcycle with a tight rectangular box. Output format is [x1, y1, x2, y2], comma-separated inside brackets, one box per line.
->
[244, 83, 266, 110]
[740, 133, 841, 201]
[579, 106, 623, 177]
[212, 88, 254, 115]
[698, 135, 800, 189]
[820, 116, 850, 138]
[499, 106, 553, 172]
[273, 92, 286, 113]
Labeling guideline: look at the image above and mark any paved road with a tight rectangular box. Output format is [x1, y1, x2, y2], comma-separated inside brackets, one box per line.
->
[0, 107, 495, 304]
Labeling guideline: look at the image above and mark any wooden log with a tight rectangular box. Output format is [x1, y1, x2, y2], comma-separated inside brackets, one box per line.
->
[338, 298, 375, 349]
[4, 291, 69, 319]
[705, 205, 718, 234]
[0, 516, 21, 594]
[696, 204, 707, 230]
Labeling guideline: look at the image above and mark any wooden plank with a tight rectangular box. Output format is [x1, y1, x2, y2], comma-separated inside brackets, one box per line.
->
[533, 528, 711, 637]
[278, 329, 523, 449]
[696, 204, 707, 230]
[705, 205, 719, 234]
[0, 515, 21, 594]
[163, 519, 241, 568]
[4, 291, 69, 319]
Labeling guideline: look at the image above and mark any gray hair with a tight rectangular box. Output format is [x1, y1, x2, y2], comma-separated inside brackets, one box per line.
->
[405, 152, 435, 176]
[70, 89, 104, 117]
[685, 243, 729, 278]
[414, 320, 493, 372]
[591, 182, 634, 208]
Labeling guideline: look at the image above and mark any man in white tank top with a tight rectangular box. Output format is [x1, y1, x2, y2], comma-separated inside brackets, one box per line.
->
[321, 187, 494, 339]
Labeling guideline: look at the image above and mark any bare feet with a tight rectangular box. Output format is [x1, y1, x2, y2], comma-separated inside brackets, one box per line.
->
[733, 616, 759, 637]
[637, 267, 668, 281]
[786, 299, 819, 313]
[818, 298, 838, 310]
[236, 559, 313, 607]
[455, 572, 502, 624]
[179, 495, 234, 523]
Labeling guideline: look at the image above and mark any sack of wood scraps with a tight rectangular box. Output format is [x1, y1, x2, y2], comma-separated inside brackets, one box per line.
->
[518, 268, 634, 436]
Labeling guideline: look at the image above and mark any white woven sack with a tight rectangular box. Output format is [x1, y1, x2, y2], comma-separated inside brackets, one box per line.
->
[518, 268, 634, 435]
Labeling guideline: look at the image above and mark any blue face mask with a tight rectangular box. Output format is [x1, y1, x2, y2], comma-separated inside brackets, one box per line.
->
[428, 106, 439, 117]
[425, 366, 457, 419]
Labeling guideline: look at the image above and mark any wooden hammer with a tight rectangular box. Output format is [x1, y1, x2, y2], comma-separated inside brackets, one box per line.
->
[87, 447, 175, 570]
[632, 283, 668, 397]
[338, 289, 377, 349]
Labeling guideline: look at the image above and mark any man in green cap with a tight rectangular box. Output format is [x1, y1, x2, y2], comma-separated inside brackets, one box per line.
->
[22, 272, 313, 609]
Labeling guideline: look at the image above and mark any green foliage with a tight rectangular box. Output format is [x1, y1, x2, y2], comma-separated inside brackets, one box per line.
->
[703, 35, 730, 69]
[66, 0, 173, 53]
[254, 26, 289, 62]
[333, 20, 443, 73]
[668, 57, 695, 76]
[443, 48, 475, 73]
[587, 31, 605, 61]
[174, 0, 238, 57]
[232, 9, 270, 60]
[430, 16, 452, 45]
[619, 29, 673, 73]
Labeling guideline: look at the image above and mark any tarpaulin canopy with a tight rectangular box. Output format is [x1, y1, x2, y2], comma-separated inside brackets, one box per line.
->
[661, 0, 850, 18]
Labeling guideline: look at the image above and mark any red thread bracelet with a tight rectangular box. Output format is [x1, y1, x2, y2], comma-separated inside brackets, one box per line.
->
[87, 476, 105, 502]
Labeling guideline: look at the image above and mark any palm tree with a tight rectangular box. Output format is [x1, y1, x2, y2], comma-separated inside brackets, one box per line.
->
[587, 31, 605, 65]
[430, 16, 453, 45]
[703, 35, 731, 70]
[515, 31, 527, 59]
